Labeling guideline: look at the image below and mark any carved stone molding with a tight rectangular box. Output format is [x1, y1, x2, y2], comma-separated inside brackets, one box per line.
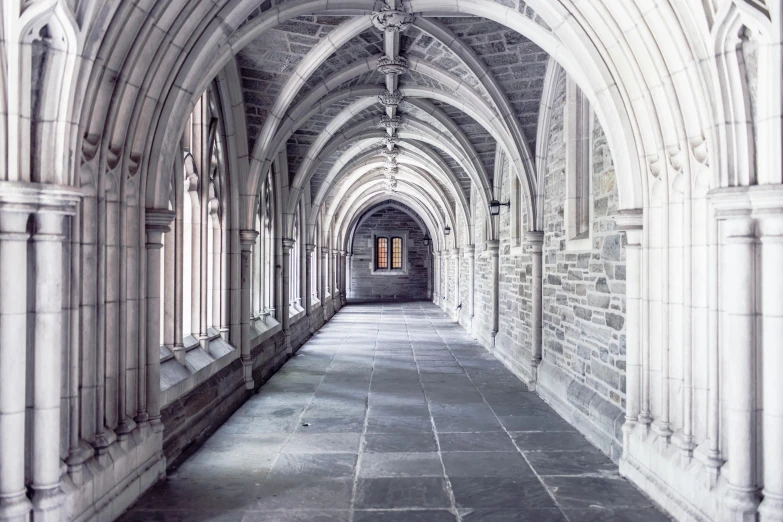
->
[378, 89, 404, 107]
[372, 3, 415, 33]
[377, 56, 409, 75]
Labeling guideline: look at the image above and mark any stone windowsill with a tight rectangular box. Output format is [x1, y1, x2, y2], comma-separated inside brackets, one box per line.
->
[160, 330, 239, 407]
[250, 314, 282, 346]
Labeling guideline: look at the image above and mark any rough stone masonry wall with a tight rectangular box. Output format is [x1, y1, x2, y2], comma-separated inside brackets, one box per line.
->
[495, 161, 534, 381]
[350, 207, 429, 300]
[537, 69, 627, 460]
[472, 195, 494, 346]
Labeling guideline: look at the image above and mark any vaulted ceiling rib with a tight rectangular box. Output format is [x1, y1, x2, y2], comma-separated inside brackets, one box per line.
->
[236, 1, 553, 236]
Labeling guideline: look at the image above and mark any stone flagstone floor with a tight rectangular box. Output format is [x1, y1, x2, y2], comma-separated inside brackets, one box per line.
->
[119, 302, 670, 522]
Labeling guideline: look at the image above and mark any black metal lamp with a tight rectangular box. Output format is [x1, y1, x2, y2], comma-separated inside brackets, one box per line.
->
[444, 225, 451, 236]
[488, 199, 510, 216]
[423, 234, 431, 246]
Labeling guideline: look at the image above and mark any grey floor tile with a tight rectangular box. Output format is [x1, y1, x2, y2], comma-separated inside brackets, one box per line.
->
[296, 416, 366, 433]
[450, 477, 557, 509]
[358, 452, 444, 477]
[251, 478, 354, 510]
[281, 433, 361, 453]
[524, 450, 617, 476]
[441, 452, 535, 478]
[354, 477, 452, 509]
[363, 433, 438, 453]
[241, 511, 350, 522]
[459, 508, 567, 521]
[366, 415, 434, 433]
[560, 507, 673, 521]
[268, 453, 357, 479]
[437, 432, 517, 452]
[542, 476, 655, 509]
[510, 431, 591, 452]
[353, 510, 458, 522]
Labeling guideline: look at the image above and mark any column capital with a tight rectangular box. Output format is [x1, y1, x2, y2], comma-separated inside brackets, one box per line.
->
[486, 239, 500, 254]
[145, 208, 175, 233]
[32, 212, 66, 242]
[613, 209, 643, 246]
[145, 208, 175, 247]
[709, 184, 783, 220]
[305, 243, 316, 254]
[239, 229, 259, 245]
[0, 181, 82, 215]
[282, 238, 296, 250]
[462, 244, 475, 257]
[339, 250, 346, 256]
[524, 231, 544, 245]
[322, 247, 330, 256]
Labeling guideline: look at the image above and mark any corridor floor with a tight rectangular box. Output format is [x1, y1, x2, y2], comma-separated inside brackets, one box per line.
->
[120, 303, 669, 522]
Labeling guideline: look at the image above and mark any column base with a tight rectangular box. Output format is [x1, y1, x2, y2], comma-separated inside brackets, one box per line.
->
[149, 417, 165, 433]
[242, 355, 254, 390]
[721, 486, 760, 522]
[759, 493, 783, 522]
[0, 492, 32, 522]
[31, 485, 63, 522]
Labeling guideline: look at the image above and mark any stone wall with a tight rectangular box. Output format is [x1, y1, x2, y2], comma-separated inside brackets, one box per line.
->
[350, 206, 429, 300]
[495, 161, 534, 381]
[536, 70, 627, 460]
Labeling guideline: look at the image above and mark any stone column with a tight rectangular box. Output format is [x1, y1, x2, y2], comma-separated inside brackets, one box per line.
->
[615, 210, 643, 446]
[144, 209, 175, 432]
[305, 244, 315, 331]
[30, 212, 68, 521]
[332, 251, 339, 309]
[432, 251, 439, 302]
[0, 208, 32, 522]
[426, 249, 432, 299]
[487, 239, 500, 344]
[525, 231, 544, 387]
[282, 238, 295, 353]
[239, 230, 258, 389]
[346, 253, 353, 300]
[211, 209, 221, 328]
[463, 245, 475, 331]
[719, 216, 759, 521]
[759, 215, 783, 522]
[453, 248, 461, 312]
[321, 247, 329, 318]
[442, 249, 449, 310]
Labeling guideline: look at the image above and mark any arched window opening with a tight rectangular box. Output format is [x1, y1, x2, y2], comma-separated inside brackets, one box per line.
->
[158, 85, 231, 360]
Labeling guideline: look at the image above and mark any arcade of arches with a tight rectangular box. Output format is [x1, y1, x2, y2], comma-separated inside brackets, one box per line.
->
[1, 1, 781, 521]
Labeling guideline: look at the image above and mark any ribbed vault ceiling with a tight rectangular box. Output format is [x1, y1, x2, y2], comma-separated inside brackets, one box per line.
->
[235, 3, 551, 235]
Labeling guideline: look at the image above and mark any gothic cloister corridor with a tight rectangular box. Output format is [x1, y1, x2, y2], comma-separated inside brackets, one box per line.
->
[3, 0, 783, 520]
[120, 303, 667, 522]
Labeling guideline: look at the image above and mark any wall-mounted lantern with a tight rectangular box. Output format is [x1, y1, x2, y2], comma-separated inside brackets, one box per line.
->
[444, 225, 451, 236]
[423, 234, 431, 246]
[488, 199, 510, 216]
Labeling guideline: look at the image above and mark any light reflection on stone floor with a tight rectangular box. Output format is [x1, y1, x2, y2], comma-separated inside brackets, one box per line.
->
[119, 302, 671, 522]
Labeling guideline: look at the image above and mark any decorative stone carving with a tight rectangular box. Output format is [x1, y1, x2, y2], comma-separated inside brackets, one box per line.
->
[378, 89, 404, 107]
[371, 3, 415, 33]
[383, 177, 398, 193]
[381, 146, 399, 161]
[377, 56, 408, 75]
[380, 134, 399, 148]
[379, 115, 403, 129]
